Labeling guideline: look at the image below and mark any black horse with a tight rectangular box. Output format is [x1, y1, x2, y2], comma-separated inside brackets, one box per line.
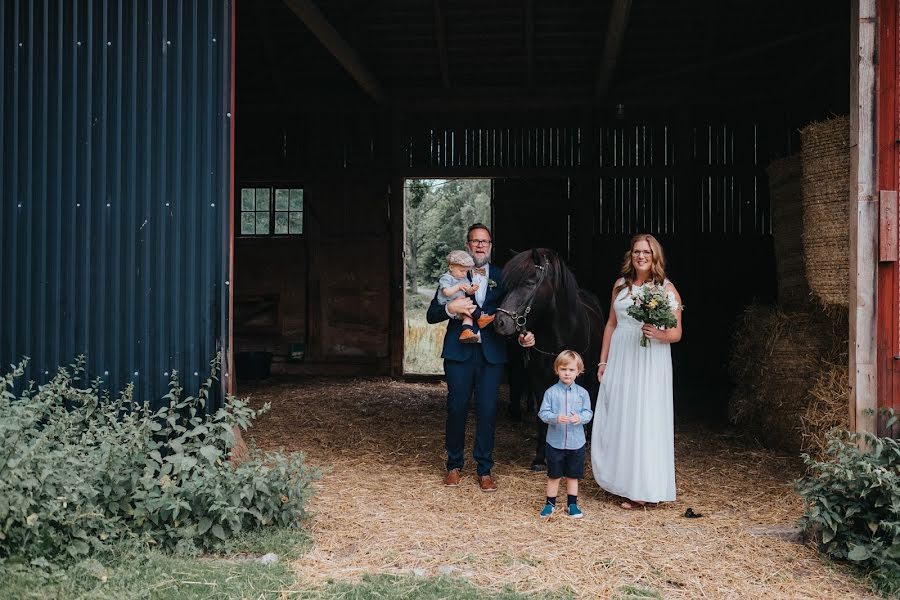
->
[494, 248, 605, 471]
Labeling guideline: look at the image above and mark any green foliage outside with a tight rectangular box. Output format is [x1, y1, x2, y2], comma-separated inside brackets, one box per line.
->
[0, 355, 317, 566]
[405, 178, 491, 297]
[797, 419, 900, 597]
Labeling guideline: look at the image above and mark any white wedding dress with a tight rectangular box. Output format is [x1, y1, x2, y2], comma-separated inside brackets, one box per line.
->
[591, 282, 677, 503]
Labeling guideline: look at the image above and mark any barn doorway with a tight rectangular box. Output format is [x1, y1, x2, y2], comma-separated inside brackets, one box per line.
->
[403, 178, 491, 375]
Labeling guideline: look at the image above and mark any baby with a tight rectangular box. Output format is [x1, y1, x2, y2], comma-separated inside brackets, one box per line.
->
[437, 250, 494, 343]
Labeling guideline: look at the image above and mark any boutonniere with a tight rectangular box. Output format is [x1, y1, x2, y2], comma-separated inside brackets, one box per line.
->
[487, 279, 498, 290]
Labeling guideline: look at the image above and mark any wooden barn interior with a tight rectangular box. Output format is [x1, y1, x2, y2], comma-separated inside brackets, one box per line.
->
[233, 0, 850, 422]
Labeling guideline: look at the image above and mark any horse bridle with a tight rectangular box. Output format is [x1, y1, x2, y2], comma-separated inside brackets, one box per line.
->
[496, 257, 592, 362]
[496, 259, 547, 338]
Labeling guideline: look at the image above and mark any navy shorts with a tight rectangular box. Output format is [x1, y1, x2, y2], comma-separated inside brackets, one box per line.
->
[545, 443, 586, 479]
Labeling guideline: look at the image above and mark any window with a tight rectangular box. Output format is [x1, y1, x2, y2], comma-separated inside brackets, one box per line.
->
[239, 185, 303, 236]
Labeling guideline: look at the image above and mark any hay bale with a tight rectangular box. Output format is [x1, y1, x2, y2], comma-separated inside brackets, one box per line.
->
[800, 361, 850, 461]
[728, 304, 776, 425]
[800, 307, 850, 460]
[800, 116, 850, 307]
[729, 304, 844, 452]
[767, 155, 809, 308]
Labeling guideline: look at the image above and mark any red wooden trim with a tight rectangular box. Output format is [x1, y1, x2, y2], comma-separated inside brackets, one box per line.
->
[876, 0, 900, 436]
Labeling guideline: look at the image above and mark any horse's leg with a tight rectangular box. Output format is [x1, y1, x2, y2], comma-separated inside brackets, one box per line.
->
[532, 416, 548, 472]
[507, 349, 525, 421]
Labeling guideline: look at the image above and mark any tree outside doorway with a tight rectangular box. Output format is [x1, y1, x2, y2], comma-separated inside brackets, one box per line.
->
[404, 179, 491, 374]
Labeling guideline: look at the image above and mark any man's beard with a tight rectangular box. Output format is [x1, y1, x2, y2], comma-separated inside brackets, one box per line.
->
[468, 250, 490, 267]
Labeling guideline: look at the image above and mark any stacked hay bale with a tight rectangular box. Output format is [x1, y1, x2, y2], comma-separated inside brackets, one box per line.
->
[729, 117, 850, 455]
[800, 116, 851, 308]
[768, 155, 809, 309]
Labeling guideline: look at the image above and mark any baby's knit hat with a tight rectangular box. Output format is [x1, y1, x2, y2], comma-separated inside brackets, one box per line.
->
[447, 250, 474, 268]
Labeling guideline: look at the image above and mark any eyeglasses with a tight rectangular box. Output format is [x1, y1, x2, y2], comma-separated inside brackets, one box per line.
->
[632, 250, 652, 256]
[468, 239, 492, 246]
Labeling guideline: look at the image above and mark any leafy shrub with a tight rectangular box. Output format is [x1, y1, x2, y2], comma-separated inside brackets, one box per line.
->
[797, 424, 900, 596]
[0, 355, 317, 564]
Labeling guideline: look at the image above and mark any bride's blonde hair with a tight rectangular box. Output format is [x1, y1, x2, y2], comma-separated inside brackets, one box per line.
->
[615, 234, 668, 296]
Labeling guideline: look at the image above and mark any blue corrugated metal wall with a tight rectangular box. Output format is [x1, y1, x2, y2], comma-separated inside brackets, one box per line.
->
[0, 0, 233, 409]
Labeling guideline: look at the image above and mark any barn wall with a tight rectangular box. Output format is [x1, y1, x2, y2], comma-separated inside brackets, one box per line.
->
[0, 0, 233, 408]
[235, 110, 392, 373]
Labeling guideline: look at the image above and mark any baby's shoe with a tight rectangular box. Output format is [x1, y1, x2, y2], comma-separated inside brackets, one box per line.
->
[476, 313, 495, 328]
[459, 328, 479, 343]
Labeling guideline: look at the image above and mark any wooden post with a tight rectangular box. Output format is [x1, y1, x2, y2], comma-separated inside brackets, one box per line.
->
[389, 110, 406, 377]
[849, 0, 878, 434]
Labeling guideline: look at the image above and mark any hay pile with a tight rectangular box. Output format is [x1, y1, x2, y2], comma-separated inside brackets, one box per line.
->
[240, 378, 875, 599]
[729, 305, 844, 452]
[800, 116, 850, 307]
[768, 154, 809, 309]
[730, 116, 851, 453]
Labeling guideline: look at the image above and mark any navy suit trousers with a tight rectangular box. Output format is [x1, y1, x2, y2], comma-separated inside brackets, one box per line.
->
[444, 345, 505, 476]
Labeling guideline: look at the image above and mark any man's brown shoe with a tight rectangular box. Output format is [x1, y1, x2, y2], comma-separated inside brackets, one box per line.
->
[478, 474, 497, 492]
[476, 314, 495, 328]
[444, 468, 461, 486]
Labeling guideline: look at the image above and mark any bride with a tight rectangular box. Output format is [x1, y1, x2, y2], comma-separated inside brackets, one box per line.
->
[591, 234, 683, 509]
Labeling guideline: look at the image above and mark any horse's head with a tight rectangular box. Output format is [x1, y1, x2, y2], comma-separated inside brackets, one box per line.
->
[494, 248, 561, 337]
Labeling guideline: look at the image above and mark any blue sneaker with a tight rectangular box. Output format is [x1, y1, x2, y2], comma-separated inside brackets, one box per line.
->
[539, 503, 554, 519]
[567, 504, 583, 519]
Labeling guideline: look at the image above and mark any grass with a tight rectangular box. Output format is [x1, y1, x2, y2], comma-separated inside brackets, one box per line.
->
[612, 585, 663, 600]
[0, 529, 559, 600]
[404, 314, 445, 375]
[0, 548, 296, 600]
[288, 574, 571, 599]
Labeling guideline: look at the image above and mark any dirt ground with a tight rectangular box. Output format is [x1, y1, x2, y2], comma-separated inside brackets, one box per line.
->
[242, 378, 874, 600]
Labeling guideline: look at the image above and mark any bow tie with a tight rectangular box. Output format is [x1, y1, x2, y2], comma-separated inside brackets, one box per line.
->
[472, 267, 487, 276]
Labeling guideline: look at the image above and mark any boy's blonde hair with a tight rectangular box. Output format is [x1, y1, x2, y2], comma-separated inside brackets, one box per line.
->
[553, 350, 584, 374]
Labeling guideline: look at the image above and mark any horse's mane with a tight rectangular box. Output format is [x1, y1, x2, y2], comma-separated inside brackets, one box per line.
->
[503, 249, 585, 316]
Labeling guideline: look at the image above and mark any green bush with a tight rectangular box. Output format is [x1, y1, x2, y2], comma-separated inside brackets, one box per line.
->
[0, 355, 317, 565]
[797, 425, 900, 596]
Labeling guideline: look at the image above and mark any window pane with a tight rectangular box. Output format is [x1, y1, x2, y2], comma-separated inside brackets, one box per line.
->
[255, 188, 270, 210]
[289, 211, 303, 234]
[275, 189, 290, 211]
[256, 211, 270, 234]
[274, 212, 289, 234]
[290, 188, 303, 211]
[241, 212, 256, 235]
[241, 189, 255, 211]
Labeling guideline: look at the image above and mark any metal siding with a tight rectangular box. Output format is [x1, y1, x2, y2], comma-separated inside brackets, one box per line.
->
[0, 0, 233, 410]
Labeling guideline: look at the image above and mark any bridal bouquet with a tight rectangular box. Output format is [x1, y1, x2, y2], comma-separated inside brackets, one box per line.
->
[627, 282, 678, 347]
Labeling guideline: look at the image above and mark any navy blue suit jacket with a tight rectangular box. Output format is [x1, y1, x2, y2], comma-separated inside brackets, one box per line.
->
[426, 265, 508, 365]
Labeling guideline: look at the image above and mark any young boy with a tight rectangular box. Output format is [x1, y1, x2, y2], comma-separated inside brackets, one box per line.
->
[537, 350, 593, 519]
[437, 249, 495, 343]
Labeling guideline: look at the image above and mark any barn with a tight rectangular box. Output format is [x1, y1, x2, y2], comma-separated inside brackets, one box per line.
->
[0, 0, 896, 438]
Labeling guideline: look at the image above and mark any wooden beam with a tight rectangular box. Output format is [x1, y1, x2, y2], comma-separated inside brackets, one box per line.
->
[282, 0, 388, 104]
[433, 0, 450, 89]
[849, 0, 878, 435]
[615, 24, 841, 93]
[524, 0, 534, 87]
[595, 0, 633, 103]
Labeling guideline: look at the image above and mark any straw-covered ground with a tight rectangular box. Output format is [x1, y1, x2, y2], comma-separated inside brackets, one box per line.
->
[243, 378, 873, 599]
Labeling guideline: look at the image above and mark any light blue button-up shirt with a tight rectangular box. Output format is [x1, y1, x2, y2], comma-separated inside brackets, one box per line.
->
[538, 381, 593, 450]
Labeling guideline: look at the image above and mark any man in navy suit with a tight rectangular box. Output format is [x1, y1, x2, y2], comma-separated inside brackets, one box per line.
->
[427, 223, 534, 492]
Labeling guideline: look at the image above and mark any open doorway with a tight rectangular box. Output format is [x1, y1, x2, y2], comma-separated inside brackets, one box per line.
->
[403, 179, 491, 375]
